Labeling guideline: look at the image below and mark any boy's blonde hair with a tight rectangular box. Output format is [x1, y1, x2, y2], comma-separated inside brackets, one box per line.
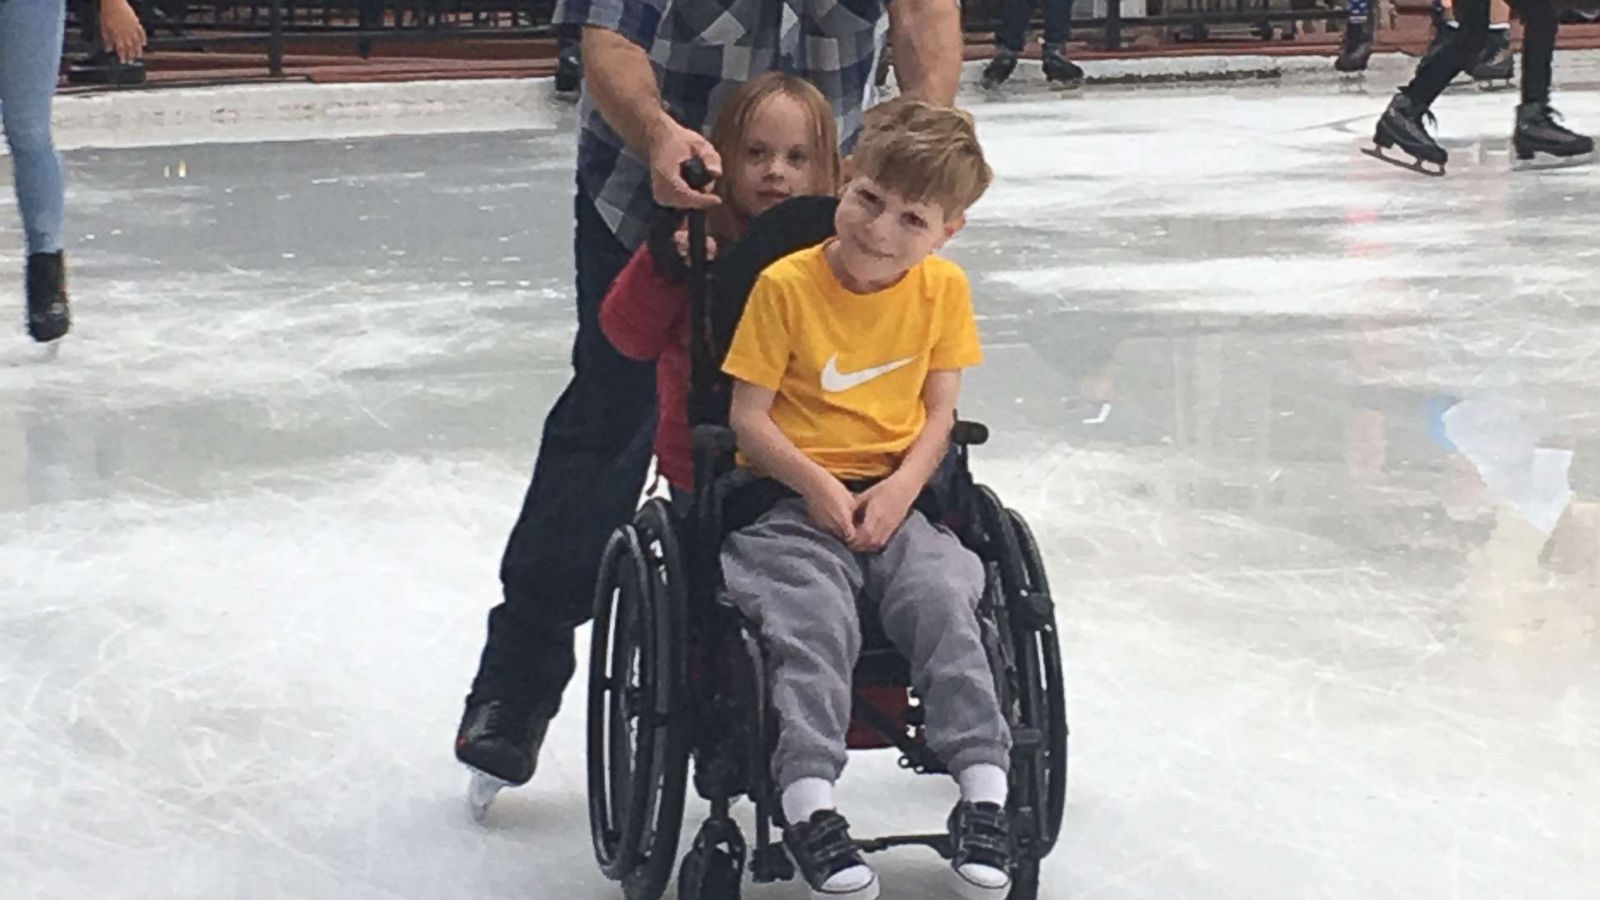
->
[708, 72, 841, 241]
[850, 98, 992, 219]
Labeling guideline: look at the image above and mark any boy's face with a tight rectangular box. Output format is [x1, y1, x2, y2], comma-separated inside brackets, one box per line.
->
[831, 171, 964, 290]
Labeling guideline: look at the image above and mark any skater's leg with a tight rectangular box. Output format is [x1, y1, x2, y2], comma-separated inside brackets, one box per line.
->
[470, 187, 652, 721]
[1404, 0, 1493, 108]
[1518, 0, 1557, 106]
[995, 0, 1034, 53]
[0, 0, 68, 256]
[1042, 0, 1076, 47]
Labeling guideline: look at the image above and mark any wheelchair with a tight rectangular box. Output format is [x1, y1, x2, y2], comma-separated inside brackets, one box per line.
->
[584, 168, 1069, 900]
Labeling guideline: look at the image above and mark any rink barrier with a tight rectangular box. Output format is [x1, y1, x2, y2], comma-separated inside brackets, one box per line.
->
[62, 0, 1351, 80]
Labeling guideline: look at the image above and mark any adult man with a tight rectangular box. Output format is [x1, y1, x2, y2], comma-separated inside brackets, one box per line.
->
[456, 0, 964, 802]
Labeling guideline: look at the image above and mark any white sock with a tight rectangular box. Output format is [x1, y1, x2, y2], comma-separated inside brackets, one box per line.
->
[956, 764, 1009, 807]
[782, 777, 835, 825]
[1491, 23, 1511, 31]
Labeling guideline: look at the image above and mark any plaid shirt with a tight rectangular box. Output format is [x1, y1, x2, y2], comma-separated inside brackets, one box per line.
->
[554, 0, 893, 250]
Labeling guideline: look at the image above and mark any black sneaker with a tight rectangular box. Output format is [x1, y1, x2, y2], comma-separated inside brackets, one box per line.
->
[947, 801, 1013, 900]
[781, 810, 879, 900]
[26, 252, 70, 343]
[454, 699, 549, 786]
[981, 48, 1018, 89]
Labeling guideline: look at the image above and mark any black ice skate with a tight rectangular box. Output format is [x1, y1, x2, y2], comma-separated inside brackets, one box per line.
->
[981, 48, 1018, 89]
[554, 42, 583, 99]
[456, 699, 550, 820]
[1470, 27, 1514, 91]
[1334, 16, 1375, 74]
[1513, 102, 1596, 170]
[1364, 92, 1447, 176]
[25, 252, 70, 343]
[1042, 45, 1085, 88]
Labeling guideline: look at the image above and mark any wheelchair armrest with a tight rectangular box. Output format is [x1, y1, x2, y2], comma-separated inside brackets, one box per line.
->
[692, 424, 738, 457]
[952, 420, 988, 447]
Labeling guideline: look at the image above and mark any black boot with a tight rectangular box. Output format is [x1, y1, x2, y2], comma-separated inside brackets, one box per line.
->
[1042, 44, 1084, 86]
[1513, 102, 1596, 169]
[455, 699, 549, 786]
[1469, 27, 1514, 87]
[1370, 92, 1448, 174]
[981, 48, 1018, 89]
[26, 252, 70, 343]
[1334, 16, 1375, 73]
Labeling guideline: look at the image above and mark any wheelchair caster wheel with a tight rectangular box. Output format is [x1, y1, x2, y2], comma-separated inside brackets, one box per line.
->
[679, 846, 743, 900]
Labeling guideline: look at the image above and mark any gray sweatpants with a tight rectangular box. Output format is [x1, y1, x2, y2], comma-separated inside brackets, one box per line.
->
[721, 498, 1012, 791]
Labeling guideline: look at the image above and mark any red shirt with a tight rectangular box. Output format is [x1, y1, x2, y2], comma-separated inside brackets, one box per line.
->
[600, 246, 694, 490]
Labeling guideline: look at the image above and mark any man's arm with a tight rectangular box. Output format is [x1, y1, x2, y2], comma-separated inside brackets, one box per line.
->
[582, 26, 723, 208]
[887, 0, 964, 104]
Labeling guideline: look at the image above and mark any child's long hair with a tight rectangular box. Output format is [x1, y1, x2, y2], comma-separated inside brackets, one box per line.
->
[707, 72, 841, 242]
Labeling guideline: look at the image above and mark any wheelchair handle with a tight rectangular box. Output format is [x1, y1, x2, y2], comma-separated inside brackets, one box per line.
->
[680, 157, 714, 192]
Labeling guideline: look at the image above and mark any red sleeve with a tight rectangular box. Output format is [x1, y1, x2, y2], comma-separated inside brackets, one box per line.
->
[600, 246, 691, 362]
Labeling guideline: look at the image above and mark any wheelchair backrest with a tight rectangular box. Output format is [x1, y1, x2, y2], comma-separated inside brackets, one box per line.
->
[693, 195, 840, 427]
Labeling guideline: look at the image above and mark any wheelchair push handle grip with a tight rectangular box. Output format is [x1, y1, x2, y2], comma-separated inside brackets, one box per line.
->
[680, 157, 714, 193]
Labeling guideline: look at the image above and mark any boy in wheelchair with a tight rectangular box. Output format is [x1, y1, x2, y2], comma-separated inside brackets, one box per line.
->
[720, 99, 1012, 900]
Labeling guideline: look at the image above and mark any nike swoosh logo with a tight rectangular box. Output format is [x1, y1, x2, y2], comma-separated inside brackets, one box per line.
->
[820, 354, 917, 393]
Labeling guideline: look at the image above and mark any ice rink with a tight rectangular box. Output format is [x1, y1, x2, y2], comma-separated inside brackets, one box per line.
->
[3, 79, 1598, 899]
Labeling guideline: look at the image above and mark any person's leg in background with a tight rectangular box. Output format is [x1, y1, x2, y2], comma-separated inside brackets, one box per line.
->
[1469, 0, 1516, 86]
[982, 0, 1035, 87]
[1510, 0, 1595, 167]
[456, 188, 654, 789]
[0, 0, 71, 343]
[1040, 0, 1084, 85]
[1335, 0, 1377, 73]
[1368, 0, 1492, 170]
[554, 23, 583, 98]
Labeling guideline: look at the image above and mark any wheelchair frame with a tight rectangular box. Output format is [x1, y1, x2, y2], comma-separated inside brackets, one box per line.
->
[584, 167, 1068, 900]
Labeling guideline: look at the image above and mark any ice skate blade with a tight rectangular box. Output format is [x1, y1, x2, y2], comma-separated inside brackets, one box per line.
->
[466, 768, 511, 822]
[1513, 149, 1596, 171]
[1362, 145, 1446, 176]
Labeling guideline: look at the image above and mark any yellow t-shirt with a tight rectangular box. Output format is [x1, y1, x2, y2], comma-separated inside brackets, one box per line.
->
[721, 242, 983, 480]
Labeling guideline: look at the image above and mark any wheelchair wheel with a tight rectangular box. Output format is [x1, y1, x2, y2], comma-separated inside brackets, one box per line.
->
[587, 500, 692, 900]
[1007, 509, 1068, 858]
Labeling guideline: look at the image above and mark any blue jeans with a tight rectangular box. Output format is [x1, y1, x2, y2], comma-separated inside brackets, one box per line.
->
[468, 187, 653, 718]
[1, 0, 66, 255]
[995, 0, 1076, 53]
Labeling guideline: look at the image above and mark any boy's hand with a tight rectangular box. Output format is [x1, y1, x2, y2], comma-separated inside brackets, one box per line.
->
[849, 477, 918, 552]
[802, 477, 858, 544]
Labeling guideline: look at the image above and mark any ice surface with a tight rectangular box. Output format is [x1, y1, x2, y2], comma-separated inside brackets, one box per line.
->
[2, 84, 1598, 900]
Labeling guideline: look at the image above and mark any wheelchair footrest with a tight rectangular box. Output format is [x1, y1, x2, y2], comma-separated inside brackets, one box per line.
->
[750, 844, 794, 883]
[854, 832, 953, 859]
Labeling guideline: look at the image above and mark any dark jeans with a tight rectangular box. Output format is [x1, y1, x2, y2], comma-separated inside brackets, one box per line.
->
[1404, 0, 1558, 108]
[468, 188, 653, 719]
[995, 0, 1076, 52]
